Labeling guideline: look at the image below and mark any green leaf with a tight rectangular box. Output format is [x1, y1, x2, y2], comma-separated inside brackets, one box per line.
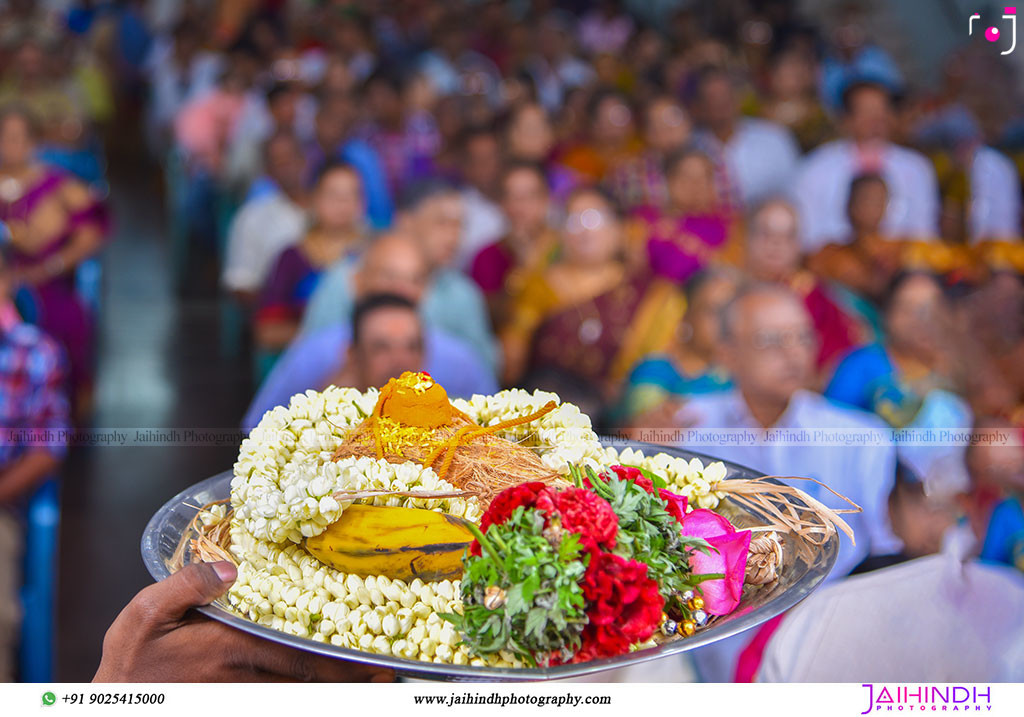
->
[522, 572, 540, 602]
[505, 583, 526, 615]
[525, 607, 547, 639]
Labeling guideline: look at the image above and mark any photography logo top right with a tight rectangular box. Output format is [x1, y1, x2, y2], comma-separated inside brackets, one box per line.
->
[970, 7, 1018, 54]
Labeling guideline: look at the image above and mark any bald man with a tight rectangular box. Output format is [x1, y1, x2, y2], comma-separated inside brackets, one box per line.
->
[243, 234, 497, 431]
[301, 182, 498, 371]
[680, 283, 901, 681]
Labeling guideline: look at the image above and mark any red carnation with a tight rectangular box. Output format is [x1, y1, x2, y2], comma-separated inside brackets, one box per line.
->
[472, 482, 558, 556]
[553, 488, 618, 553]
[479, 482, 555, 531]
[573, 552, 664, 661]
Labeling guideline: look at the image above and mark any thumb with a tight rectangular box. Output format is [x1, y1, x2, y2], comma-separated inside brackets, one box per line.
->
[131, 561, 237, 627]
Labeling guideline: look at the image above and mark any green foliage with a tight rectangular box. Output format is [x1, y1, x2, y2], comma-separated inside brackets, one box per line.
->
[570, 465, 716, 601]
[440, 507, 588, 666]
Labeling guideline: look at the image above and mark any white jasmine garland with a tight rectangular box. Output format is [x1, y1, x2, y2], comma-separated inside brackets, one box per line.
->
[233, 386, 606, 542]
[451, 388, 605, 471]
[225, 520, 523, 668]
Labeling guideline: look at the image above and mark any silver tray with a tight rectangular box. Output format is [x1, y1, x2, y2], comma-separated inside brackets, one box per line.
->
[141, 442, 837, 681]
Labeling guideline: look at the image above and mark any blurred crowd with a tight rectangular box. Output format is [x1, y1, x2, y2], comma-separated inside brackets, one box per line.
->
[0, 0, 1023, 682]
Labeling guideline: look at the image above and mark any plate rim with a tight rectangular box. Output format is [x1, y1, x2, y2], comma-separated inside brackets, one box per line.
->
[140, 441, 838, 681]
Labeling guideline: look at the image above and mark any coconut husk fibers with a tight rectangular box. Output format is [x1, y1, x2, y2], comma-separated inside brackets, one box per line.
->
[331, 411, 562, 506]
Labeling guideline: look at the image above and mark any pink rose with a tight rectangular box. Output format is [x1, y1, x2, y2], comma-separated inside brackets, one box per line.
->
[678, 509, 751, 616]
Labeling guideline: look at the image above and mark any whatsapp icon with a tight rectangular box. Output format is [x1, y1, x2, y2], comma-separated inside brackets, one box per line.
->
[42, 691, 56, 706]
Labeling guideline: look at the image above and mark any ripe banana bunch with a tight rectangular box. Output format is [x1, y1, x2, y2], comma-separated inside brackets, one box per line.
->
[305, 504, 474, 581]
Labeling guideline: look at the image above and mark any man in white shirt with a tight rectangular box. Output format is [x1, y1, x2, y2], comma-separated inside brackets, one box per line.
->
[680, 283, 900, 681]
[759, 475, 1024, 682]
[221, 132, 309, 304]
[759, 548, 1024, 682]
[793, 81, 940, 250]
[692, 67, 801, 209]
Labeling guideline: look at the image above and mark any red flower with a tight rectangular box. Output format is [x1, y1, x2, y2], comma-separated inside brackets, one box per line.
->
[658, 488, 687, 524]
[608, 465, 656, 494]
[472, 482, 557, 556]
[574, 552, 664, 661]
[554, 488, 618, 552]
[479, 482, 555, 532]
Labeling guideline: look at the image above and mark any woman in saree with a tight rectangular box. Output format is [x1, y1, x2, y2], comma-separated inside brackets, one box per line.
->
[616, 267, 738, 430]
[255, 161, 367, 354]
[627, 147, 741, 282]
[825, 272, 969, 427]
[500, 186, 685, 397]
[0, 105, 107, 413]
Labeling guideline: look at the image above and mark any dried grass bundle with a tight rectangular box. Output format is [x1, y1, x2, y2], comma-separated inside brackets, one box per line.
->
[171, 499, 235, 571]
[715, 476, 860, 564]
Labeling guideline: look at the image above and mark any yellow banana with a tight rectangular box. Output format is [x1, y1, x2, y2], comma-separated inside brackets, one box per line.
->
[305, 503, 474, 581]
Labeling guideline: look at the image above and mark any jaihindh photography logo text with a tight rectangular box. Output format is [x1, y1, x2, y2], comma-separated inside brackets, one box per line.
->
[860, 685, 993, 713]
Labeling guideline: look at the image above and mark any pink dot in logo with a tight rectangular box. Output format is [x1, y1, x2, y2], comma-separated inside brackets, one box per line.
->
[985, 26, 1001, 41]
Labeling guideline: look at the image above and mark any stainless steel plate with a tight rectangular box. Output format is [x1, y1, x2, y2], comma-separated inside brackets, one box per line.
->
[141, 442, 837, 681]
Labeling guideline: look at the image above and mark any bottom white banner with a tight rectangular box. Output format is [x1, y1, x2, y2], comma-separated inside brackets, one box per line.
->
[1, 683, 1020, 717]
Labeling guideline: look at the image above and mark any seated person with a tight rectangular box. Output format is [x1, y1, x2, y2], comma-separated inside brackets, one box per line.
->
[557, 89, 643, 183]
[691, 66, 801, 208]
[224, 81, 313, 195]
[617, 267, 737, 430]
[500, 187, 684, 395]
[604, 94, 693, 210]
[628, 148, 740, 283]
[956, 274, 1024, 422]
[681, 284, 901, 682]
[244, 289, 497, 432]
[0, 238, 71, 681]
[307, 91, 393, 230]
[302, 179, 498, 371]
[974, 420, 1024, 573]
[453, 125, 506, 271]
[320, 293, 426, 392]
[502, 101, 577, 200]
[758, 49, 833, 153]
[745, 198, 863, 377]
[792, 81, 939, 251]
[221, 131, 309, 306]
[469, 161, 559, 329]
[807, 173, 903, 302]
[254, 161, 368, 354]
[825, 272, 966, 426]
[0, 105, 107, 414]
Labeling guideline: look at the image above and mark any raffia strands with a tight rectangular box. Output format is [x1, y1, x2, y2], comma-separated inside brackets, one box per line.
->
[171, 499, 236, 571]
[331, 411, 561, 505]
[713, 476, 859, 564]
